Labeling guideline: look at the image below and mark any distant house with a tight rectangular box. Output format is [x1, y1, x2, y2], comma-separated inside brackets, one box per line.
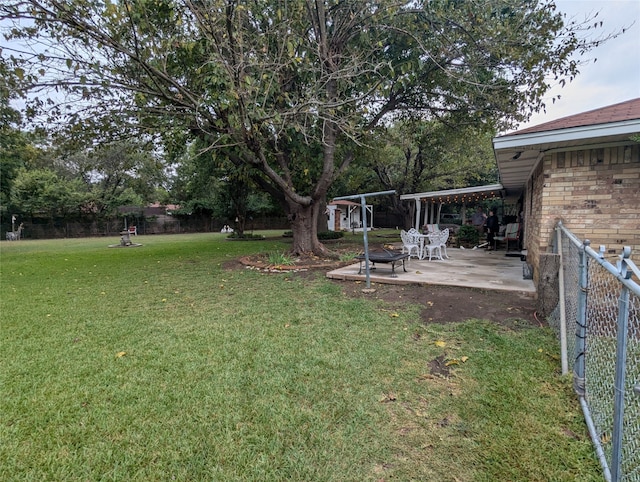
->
[493, 98, 640, 286]
[326, 200, 373, 232]
[144, 203, 179, 218]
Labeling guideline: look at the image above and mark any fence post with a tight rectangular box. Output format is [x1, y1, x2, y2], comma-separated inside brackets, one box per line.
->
[610, 247, 633, 482]
[576, 240, 614, 481]
[574, 240, 589, 397]
[556, 224, 569, 375]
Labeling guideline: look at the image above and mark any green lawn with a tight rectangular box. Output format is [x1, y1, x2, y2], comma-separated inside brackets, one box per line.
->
[1, 232, 601, 481]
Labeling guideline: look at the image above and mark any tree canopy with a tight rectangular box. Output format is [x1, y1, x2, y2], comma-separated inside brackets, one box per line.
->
[1, 0, 609, 253]
[359, 120, 498, 226]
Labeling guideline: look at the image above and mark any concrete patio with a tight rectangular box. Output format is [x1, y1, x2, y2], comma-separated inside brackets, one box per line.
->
[327, 246, 537, 297]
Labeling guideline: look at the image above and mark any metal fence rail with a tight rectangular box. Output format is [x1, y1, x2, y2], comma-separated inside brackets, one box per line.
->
[549, 221, 640, 482]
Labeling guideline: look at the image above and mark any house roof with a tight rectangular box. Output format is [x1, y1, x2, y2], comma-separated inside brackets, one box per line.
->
[505, 98, 640, 136]
[329, 200, 360, 206]
[493, 98, 640, 196]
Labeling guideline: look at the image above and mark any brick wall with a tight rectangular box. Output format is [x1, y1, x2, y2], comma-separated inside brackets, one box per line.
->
[523, 161, 545, 285]
[526, 142, 640, 285]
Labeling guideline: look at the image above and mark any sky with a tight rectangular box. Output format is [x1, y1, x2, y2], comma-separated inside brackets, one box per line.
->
[519, 0, 640, 130]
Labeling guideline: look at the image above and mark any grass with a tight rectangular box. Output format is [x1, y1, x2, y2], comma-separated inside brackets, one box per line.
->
[1, 232, 601, 481]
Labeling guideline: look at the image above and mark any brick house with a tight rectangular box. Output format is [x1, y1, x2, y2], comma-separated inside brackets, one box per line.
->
[493, 98, 640, 289]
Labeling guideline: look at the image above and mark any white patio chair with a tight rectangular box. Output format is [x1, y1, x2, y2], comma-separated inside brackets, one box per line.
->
[400, 230, 421, 259]
[437, 228, 450, 259]
[407, 227, 425, 256]
[423, 233, 443, 261]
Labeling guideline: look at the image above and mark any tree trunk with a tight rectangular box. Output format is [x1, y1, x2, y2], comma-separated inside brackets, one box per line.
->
[316, 199, 328, 235]
[287, 200, 331, 257]
[234, 213, 246, 236]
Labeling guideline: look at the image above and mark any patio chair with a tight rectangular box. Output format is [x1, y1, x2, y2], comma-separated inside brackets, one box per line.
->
[493, 223, 520, 251]
[128, 225, 137, 236]
[400, 230, 421, 259]
[437, 228, 450, 259]
[423, 232, 443, 261]
[424, 224, 440, 234]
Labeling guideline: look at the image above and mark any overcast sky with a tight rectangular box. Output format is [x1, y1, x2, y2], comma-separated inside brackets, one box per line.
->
[519, 0, 640, 130]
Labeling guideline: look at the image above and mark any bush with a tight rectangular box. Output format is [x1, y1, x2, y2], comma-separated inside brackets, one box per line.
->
[280, 231, 343, 240]
[318, 231, 344, 240]
[226, 232, 265, 240]
[457, 224, 480, 246]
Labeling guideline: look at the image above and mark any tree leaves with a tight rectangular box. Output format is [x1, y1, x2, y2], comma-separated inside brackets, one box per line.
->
[3, 0, 612, 253]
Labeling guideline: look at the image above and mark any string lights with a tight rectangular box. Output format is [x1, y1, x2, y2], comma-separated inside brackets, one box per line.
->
[421, 191, 499, 204]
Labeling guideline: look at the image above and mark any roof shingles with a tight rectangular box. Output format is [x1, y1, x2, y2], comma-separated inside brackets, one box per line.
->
[506, 98, 640, 136]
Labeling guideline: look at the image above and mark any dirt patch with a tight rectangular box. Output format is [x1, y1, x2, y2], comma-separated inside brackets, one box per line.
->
[428, 354, 451, 378]
[237, 253, 352, 272]
[337, 281, 539, 327]
[226, 255, 540, 328]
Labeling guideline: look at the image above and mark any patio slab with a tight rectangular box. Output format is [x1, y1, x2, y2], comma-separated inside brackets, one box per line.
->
[327, 246, 537, 298]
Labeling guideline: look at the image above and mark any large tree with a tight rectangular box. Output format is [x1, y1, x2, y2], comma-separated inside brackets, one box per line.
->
[1, 0, 610, 255]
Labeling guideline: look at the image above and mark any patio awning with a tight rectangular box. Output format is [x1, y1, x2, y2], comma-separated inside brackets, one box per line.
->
[399, 183, 504, 204]
[400, 184, 505, 230]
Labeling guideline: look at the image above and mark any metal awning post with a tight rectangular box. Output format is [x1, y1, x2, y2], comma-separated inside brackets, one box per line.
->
[332, 190, 396, 289]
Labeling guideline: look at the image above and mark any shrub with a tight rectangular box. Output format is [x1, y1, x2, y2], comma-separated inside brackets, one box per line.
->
[226, 232, 265, 240]
[457, 224, 480, 246]
[339, 251, 359, 262]
[280, 231, 342, 240]
[268, 252, 295, 266]
[318, 231, 344, 240]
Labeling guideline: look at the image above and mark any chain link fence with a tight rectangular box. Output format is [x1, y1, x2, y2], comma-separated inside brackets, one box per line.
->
[549, 222, 639, 482]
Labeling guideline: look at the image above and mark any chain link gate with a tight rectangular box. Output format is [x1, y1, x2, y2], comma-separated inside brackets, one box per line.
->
[549, 222, 639, 481]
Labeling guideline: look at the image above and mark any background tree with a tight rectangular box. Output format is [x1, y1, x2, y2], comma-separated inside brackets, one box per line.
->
[169, 143, 220, 224]
[56, 141, 168, 217]
[10, 167, 87, 221]
[0, 57, 37, 216]
[2, 0, 611, 254]
[369, 120, 498, 227]
[0, 108, 34, 214]
[171, 140, 283, 235]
